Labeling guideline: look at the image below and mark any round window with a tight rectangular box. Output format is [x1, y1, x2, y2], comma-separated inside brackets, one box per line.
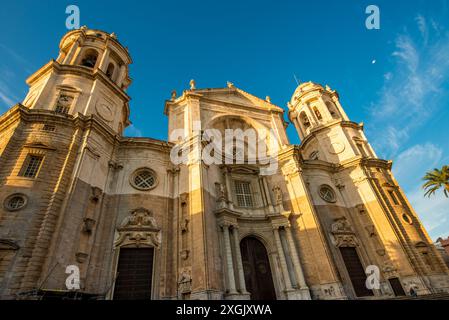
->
[4, 194, 28, 211]
[130, 168, 157, 191]
[402, 214, 413, 225]
[318, 185, 336, 203]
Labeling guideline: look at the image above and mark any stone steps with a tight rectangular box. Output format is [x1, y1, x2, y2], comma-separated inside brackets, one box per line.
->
[390, 293, 449, 300]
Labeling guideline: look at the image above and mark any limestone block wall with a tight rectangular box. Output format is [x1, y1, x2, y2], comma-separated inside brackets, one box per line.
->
[0, 108, 84, 297]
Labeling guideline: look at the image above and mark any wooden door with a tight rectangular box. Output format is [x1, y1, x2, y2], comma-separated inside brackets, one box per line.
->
[339, 247, 373, 297]
[240, 237, 276, 300]
[113, 248, 154, 300]
[389, 277, 406, 296]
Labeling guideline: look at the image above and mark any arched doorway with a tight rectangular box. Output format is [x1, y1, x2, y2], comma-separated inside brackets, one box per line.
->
[240, 237, 276, 300]
[111, 208, 161, 300]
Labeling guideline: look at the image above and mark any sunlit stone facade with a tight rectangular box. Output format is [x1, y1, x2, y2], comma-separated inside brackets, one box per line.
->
[0, 28, 448, 300]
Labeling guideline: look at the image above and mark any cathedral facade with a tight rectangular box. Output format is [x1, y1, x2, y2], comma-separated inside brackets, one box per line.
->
[0, 28, 448, 300]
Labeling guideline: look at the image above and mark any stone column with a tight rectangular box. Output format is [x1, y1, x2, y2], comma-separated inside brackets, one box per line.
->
[99, 47, 110, 71]
[273, 227, 293, 291]
[318, 96, 334, 121]
[285, 227, 310, 297]
[232, 226, 248, 294]
[63, 40, 80, 64]
[116, 64, 127, 87]
[222, 224, 237, 294]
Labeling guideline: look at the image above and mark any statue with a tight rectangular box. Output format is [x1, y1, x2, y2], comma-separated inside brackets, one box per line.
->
[189, 79, 196, 90]
[215, 182, 227, 201]
[272, 185, 283, 206]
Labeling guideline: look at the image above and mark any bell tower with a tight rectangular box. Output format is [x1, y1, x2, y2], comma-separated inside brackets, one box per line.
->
[22, 26, 132, 135]
[288, 82, 376, 163]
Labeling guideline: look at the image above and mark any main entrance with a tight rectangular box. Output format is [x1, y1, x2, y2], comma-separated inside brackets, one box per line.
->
[339, 247, 373, 297]
[240, 237, 276, 300]
[113, 248, 154, 300]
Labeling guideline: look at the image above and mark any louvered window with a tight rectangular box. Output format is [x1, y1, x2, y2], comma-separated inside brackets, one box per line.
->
[234, 180, 253, 208]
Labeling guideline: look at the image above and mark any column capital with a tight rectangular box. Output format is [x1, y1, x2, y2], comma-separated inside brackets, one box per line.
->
[167, 166, 180, 175]
[272, 222, 290, 231]
[219, 222, 234, 229]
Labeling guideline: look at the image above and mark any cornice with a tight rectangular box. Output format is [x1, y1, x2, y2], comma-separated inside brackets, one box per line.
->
[0, 104, 120, 145]
[0, 105, 180, 153]
[26, 61, 131, 102]
[299, 120, 363, 150]
[164, 86, 285, 116]
[60, 28, 132, 64]
[302, 159, 337, 172]
[277, 145, 301, 162]
[301, 156, 393, 173]
[119, 137, 173, 153]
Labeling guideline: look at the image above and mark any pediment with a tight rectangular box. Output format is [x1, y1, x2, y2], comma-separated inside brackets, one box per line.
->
[221, 164, 259, 175]
[24, 142, 56, 151]
[197, 87, 283, 112]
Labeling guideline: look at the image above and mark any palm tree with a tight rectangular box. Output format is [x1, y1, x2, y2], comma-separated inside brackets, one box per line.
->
[422, 165, 449, 198]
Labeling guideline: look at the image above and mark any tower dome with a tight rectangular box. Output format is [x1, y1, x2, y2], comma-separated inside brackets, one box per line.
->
[288, 81, 349, 140]
[56, 27, 132, 90]
[22, 27, 133, 135]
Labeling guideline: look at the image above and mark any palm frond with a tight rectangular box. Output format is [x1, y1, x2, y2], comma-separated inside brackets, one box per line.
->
[422, 165, 449, 198]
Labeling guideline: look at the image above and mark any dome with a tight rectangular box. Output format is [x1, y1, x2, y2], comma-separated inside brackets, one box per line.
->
[290, 81, 324, 105]
[58, 27, 131, 64]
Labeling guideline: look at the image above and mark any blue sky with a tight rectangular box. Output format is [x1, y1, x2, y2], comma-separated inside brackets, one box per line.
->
[0, 0, 448, 239]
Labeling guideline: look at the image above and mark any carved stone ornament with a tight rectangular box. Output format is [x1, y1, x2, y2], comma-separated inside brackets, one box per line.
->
[115, 208, 161, 248]
[382, 261, 398, 278]
[82, 218, 96, 234]
[180, 249, 190, 260]
[356, 204, 366, 214]
[178, 269, 192, 294]
[90, 186, 102, 202]
[272, 185, 283, 206]
[330, 217, 358, 247]
[180, 218, 189, 233]
[331, 217, 352, 234]
[215, 182, 228, 203]
[365, 225, 376, 237]
[75, 252, 88, 264]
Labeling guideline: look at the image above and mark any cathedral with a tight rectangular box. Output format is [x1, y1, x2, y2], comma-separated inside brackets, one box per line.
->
[0, 27, 448, 300]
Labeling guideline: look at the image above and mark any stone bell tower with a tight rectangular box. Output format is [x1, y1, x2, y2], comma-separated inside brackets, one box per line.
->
[287, 81, 449, 298]
[22, 26, 132, 135]
[0, 27, 135, 298]
[288, 82, 376, 163]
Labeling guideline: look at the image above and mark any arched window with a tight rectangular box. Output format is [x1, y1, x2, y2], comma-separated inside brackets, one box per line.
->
[326, 101, 339, 119]
[106, 63, 115, 79]
[300, 112, 311, 128]
[80, 49, 98, 68]
[313, 107, 323, 120]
